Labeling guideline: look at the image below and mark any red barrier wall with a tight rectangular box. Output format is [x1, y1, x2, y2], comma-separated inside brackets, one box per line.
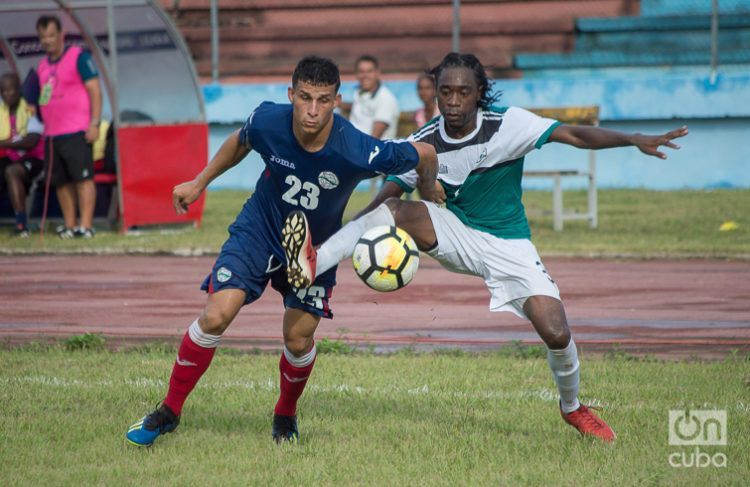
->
[117, 123, 208, 230]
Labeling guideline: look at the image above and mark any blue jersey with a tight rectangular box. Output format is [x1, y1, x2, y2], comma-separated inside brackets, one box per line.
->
[235, 101, 419, 256]
[201, 101, 419, 314]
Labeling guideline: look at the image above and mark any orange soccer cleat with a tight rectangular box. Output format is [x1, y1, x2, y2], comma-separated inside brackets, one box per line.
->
[561, 403, 616, 442]
[282, 210, 317, 289]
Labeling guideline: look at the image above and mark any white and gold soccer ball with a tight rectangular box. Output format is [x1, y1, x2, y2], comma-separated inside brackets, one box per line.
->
[352, 225, 420, 292]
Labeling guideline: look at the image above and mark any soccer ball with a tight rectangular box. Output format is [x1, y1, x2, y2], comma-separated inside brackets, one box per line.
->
[352, 225, 420, 292]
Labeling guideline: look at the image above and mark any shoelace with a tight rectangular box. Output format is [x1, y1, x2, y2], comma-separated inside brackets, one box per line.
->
[144, 406, 174, 430]
[573, 405, 607, 431]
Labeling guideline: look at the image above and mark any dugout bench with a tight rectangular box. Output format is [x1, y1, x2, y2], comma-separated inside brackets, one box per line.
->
[0, 121, 118, 229]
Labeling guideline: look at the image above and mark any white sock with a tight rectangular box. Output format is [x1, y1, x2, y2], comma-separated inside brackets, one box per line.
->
[188, 319, 221, 348]
[284, 343, 317, 367]
[547, 338, 580, 414]
[316, 203, 394, 274]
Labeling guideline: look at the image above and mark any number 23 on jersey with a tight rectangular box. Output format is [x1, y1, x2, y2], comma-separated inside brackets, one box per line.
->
[281, 175, 320, 210]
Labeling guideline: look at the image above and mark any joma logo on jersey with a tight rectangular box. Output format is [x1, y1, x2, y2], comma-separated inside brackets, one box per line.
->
[270, 154, 295, 169]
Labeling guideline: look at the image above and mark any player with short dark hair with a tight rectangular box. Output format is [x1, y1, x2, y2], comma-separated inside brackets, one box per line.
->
[285, 52, 688, 442]
[355, 54, 379, 70]
[348, 54, 400, 140]
[35, 15, 62, 32]
[293, 55, 341, 92]
[36, 13, 102, 239]
[126, 55, 438, 446]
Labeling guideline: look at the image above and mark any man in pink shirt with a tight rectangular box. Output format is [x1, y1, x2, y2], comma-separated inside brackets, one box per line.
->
[0, 73, 45, 237]
[36, 15, 102, 239]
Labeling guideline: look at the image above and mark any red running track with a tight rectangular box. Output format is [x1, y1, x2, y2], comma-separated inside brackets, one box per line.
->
[1, 255, 748, 358]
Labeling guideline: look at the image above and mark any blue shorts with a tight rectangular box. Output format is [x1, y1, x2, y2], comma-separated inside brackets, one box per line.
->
[200, 224, 336, 319]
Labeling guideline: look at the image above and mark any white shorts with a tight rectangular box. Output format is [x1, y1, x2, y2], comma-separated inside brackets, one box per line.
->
[422, 201, 561, 319]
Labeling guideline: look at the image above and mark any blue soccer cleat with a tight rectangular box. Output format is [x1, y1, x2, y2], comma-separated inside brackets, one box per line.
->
[126, 403, 180, 447]
[272, 414, 299, 444]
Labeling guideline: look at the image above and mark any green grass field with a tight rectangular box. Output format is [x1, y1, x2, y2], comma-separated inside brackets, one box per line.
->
[1, 189, 748, 258]
[1, 346, 748, 485]
[2, 189, 746, 484]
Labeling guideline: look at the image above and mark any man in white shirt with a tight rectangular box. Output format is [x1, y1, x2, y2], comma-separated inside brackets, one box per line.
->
[348, 55, 400, 140]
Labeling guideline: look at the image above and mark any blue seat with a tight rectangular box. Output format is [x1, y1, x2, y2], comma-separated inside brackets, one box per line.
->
[515, 12, 750, 72]
[640, 0, 750, 17]
[575, 29, 750, 52]
[516, 49, 750, 70]
[576, 14, 750, 33]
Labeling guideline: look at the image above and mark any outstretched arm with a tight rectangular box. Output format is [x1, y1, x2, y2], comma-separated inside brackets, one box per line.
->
[173, 129, 250, 214]
[549, 124, 688, 159]
[355, 141, 443, 218]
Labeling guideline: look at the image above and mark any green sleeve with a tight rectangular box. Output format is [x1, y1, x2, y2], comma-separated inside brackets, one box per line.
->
[534, 121, 562, 149]
[77, 51, 99, 82]
[385, 175, 415, 193]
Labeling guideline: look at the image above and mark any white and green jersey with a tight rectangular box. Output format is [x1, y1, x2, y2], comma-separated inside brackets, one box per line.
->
[387, 106, 560, 239]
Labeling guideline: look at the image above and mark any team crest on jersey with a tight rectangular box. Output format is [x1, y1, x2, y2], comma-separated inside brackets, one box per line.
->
[216, 267, 232, 283]
[318, 171, 339, 189]
[477, 147, 488, 164]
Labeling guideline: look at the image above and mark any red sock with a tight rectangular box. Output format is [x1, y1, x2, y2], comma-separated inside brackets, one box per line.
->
[163, 331, 216, 415]
[274, 349, 316, 417]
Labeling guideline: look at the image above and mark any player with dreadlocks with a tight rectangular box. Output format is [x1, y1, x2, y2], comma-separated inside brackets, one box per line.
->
[284, 52, 688, 442]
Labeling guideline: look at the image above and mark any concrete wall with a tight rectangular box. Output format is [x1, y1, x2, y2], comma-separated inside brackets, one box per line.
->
[205, 69, 750, 190]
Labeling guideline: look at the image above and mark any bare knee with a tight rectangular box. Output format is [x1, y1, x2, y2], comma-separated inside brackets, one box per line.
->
[281, 307, 319, 357]
[524, 296, 571, 349]
[198, 304, 233, 335]
[283, 334, 313, 357]
[543, 326, 571, 350]
[383, 197, 436, 250]
[5, 164, 23, 183]
[537, 318, 570, 349]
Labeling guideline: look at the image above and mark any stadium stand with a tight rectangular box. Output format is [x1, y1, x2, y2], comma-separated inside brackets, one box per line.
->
[157, 0, 639, 79]
[515, 0, 750, 73]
